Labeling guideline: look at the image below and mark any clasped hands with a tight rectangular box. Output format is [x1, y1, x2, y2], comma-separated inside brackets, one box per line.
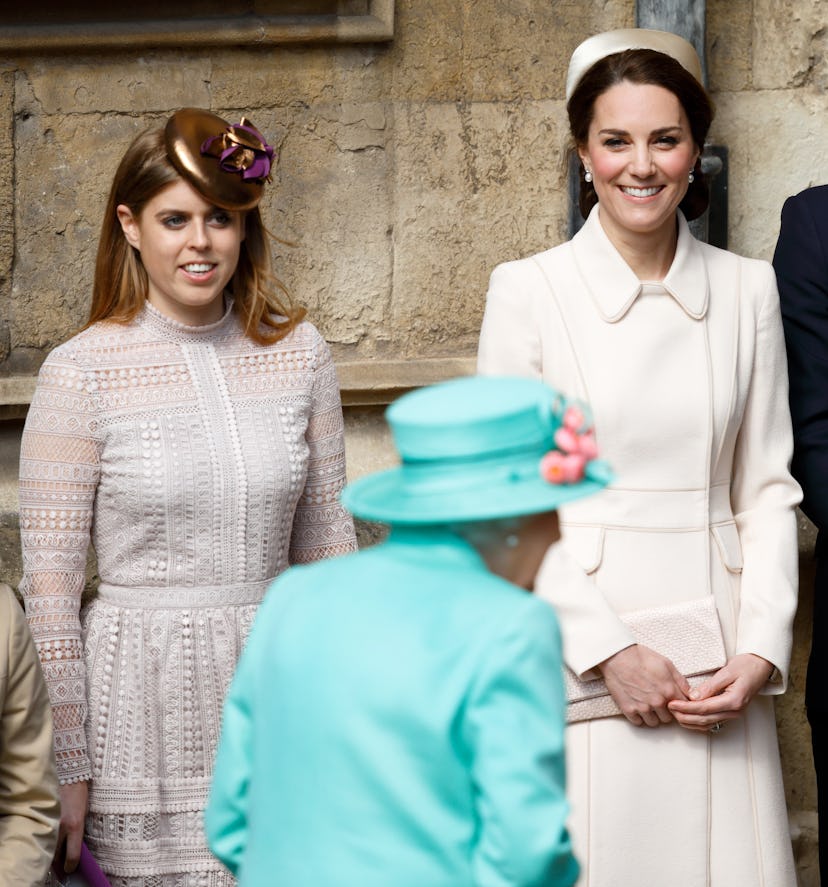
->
[598, 644, 774, 731]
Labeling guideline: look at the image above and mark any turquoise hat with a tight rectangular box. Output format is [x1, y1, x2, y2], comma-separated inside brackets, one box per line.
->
[342, 376, 612, 525]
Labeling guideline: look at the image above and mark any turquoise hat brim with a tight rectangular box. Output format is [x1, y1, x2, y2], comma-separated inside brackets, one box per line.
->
[342, 463, 611, 525]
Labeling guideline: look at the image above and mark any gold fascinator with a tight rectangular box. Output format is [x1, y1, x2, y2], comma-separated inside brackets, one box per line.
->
[164, 108, 275, 211]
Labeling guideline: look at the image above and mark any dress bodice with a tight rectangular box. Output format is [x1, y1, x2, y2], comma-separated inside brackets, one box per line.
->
[19, 303, 356, 783]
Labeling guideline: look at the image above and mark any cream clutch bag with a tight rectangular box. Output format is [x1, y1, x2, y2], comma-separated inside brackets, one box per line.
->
[565, 596, 727, 723]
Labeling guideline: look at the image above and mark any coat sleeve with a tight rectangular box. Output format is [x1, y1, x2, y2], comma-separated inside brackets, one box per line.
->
[288, 326, 357, 565]
[730, 261, 802, 689]
[465, 597, 579, 887]
[19, 350, 100, 784]
[0, 586, 60, 886]
[773, 191, 828, 535]
[205, 579, 279, 875]
[205, 576, 297, 875]
[204, 646, 256, 876]
[478, 262, 635, 677]
[477, 262, 544, 379]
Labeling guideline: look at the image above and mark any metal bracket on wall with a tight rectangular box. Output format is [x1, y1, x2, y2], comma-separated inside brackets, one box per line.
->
[692, 144, 728, 249]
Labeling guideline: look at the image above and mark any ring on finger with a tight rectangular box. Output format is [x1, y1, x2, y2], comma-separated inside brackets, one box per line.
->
[709, 721, 724, 733]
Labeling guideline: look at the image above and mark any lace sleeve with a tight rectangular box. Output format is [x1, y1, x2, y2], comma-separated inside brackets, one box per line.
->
[19, 350, 101, 784]
[289, 330, 357, 564]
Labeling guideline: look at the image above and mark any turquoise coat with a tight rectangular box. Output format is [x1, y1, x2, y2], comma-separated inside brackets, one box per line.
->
[205, 528, 578, 887]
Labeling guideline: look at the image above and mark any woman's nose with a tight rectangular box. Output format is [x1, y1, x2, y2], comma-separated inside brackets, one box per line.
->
[189, 220, 210, 249]
[628, 144, 655, 177]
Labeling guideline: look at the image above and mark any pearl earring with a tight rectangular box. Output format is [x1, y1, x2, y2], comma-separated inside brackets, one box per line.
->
[505, 534, 520, 549]
[688, 169, 695, 184]
[584, 170, 593, 183]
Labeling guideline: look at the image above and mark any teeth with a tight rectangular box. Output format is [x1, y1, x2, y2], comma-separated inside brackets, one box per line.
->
[622, 186, 661, 197]
[183, 263, 213, 273]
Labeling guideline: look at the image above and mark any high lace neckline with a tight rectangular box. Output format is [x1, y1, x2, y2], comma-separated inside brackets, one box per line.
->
[137, 298, 237, 341]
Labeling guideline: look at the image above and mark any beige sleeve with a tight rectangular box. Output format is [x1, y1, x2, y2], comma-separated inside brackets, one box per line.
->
[0, 585, 60, 885]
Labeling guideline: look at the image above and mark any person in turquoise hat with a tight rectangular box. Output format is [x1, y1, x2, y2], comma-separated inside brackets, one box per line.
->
[205, 376, 611, 887]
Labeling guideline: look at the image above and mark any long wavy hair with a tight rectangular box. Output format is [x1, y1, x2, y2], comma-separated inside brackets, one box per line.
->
[88, 127, 305, 343]
[567, 48, 714, 221]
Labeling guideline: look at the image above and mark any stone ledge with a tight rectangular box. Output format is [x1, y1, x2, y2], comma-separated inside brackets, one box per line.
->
[336, 356, 476, 405]
[0, 355, 476, 414]
[0, 377, 36, 421]
[0, 377, 35, 405]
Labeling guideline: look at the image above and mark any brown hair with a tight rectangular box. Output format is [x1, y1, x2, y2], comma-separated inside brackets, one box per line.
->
[567, 48, 714, 221]
[88, 126, 305, 343]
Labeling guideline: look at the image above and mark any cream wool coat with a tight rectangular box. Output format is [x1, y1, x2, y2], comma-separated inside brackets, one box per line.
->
[478, 207, 801, 887]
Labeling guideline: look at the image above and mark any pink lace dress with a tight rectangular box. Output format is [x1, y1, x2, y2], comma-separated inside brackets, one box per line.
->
[19, 302, 356, 886]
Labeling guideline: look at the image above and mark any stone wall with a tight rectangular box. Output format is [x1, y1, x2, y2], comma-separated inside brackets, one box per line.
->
[0, 1, 824, 882]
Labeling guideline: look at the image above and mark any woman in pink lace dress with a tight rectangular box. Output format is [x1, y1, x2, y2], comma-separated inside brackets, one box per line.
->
[19, 108, 357, 886]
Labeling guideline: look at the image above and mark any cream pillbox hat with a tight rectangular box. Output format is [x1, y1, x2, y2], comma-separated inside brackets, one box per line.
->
[565, 28, 703, 101]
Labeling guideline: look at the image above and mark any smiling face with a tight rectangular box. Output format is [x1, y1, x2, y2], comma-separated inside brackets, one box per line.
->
[577, 79, 699, 248]
[117, 178, 244, 326]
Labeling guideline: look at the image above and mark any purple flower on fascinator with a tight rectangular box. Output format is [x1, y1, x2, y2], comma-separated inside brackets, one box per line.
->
[201, 118, 274, 184]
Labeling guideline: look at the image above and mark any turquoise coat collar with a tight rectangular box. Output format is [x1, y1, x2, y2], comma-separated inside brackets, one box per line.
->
[383, 527, 490, 571]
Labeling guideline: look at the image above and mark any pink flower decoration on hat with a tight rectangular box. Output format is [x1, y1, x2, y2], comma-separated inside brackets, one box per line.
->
[540, 401, 599, 485]
[540, 451, 587, 484]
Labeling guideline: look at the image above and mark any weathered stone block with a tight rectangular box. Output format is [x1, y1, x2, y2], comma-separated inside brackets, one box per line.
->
[752, 0, 827, 91]
[0, 67, 14, 284]
[387, 0, 465, 102]
[343, 404, 396, 479]
[17, 56, 212, 115]
[265, 102, 393, 351]
[707, 0, 753, 91]
[212, 46, 387, 108]
[0, 66, 15, 369]
[710, 91, 828, 259]
[11, 110, 151, 354]
[459, 0, 631, 102]
[390, 98, 568, 357]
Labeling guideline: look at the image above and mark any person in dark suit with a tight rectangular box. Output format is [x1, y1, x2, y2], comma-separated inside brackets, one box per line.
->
[773, 185, 828, 880]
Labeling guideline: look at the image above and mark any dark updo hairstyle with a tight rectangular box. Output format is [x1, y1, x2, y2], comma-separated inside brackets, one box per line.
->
[567, 48, 714, 221]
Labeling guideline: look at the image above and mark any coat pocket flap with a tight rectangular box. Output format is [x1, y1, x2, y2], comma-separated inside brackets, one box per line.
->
[561, 524, 605, 574]
[711, 521, 743, 573]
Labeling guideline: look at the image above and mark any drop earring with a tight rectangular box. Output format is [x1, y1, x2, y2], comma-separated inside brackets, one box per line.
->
[584, 169, 593, 183]
[688, 169, 695, 184]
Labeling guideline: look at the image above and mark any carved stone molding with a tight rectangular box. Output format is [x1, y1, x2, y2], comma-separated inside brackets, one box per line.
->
[0, 0, 394, 52]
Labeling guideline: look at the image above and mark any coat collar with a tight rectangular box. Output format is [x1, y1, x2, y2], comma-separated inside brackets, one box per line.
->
[570, 205, 709, 323]
[383, 527, 490, 571]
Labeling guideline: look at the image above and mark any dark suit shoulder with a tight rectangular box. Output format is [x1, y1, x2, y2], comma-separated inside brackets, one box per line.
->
[782, 185, 828, 229]
[789, 183, 828, 206]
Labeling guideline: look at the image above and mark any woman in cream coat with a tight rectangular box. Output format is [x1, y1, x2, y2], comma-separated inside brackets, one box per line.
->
[478, 29, 801, 886]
